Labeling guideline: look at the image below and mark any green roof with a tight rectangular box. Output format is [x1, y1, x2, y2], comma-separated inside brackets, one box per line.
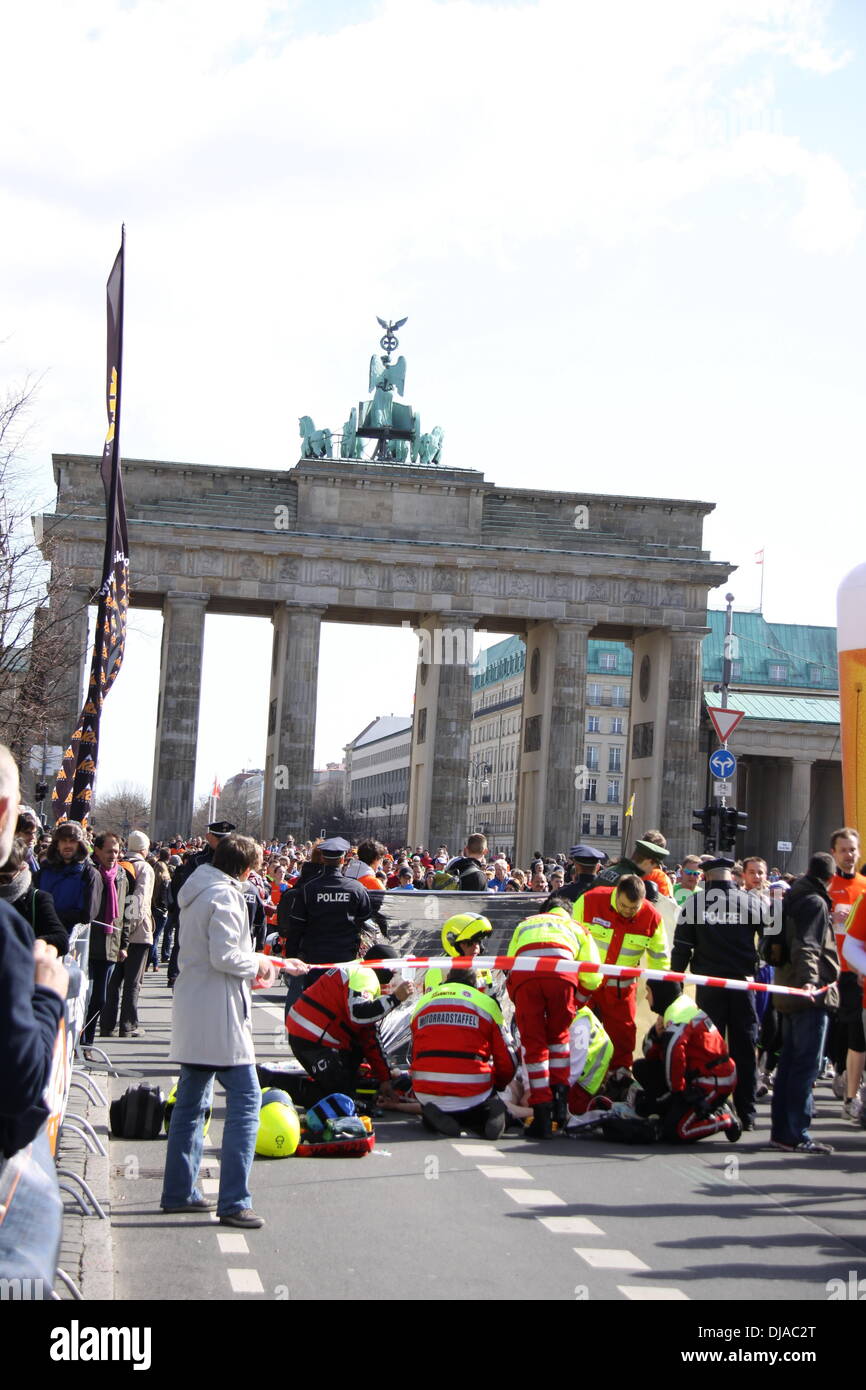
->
[473, 634, 525, 689]
[703, 610, 837, 690]
[703, 691, 840, 723]
[473, 634, 633, 689]
[473, 613, 839, 698]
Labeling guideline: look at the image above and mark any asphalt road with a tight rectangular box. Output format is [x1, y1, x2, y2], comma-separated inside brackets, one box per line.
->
[100, 971, 866, 1304]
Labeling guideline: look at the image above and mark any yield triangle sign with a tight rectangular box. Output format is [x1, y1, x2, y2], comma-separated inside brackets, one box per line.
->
[706, 706, 745, 743]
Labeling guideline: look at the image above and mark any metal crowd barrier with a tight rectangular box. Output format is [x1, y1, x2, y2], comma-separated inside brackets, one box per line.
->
[0, 924, 110, 1301]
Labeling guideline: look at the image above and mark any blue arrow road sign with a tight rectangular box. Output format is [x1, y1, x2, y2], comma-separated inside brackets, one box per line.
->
[709, 748, 737, 779]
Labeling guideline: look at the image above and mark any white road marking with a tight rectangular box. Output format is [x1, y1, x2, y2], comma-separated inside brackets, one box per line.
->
[217, 1233, 249, 1255]
[258, 1004, 287, 1021]
[618, 1285, 690, 1300]
[538, 1216, 605, 1235]
[227, 1268, 265, 1294]
[477, 1165, 532, 1180]
[451, 1144, 505, 1158]
[574, 1248, 649, 1270]
[202, 1134, 212, 1148]
[201, 1179, 221, 1194]
[503, 1188, 565, 1207]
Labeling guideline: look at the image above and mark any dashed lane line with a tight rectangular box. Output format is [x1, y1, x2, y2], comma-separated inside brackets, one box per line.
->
[503, 1188, 565, 1207]
[451, 1144, 505, 1158]
[537, 1216, 605, 1236]
[618, 1285, 690, 1300]
[477, 1165, 532, 1180]
[217, 1233, 249, 1255]
[574, 1248, 650, 1271]
[227, 1268, 265, 1294]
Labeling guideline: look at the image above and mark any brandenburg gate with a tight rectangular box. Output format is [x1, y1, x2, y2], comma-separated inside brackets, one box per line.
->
[42, 320, 732, 860]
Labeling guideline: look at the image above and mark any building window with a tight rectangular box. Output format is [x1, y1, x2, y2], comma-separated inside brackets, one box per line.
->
[596, 815, 605, 837]
[417, 708, 427, 744]
[587, 683, 602, 706]
[607, 780, 621, 804]
[586, 745, 599, 771]
[730, 661, 742, 679]
[608, 747, 622, 773]
[599, 653, 618, 670]
[588, 715, 601, 733]
[808, 665, 822, 683]
[768, 664, 787, 682]
[581, 813, 591, 835]
[611, 686, 627, 707]
[609, 816, 620, 838]
[524, 715, 542, 753]
[632, 722, 654, 759]
[585, 777, 597, 802]
[610, 716, 624, 734]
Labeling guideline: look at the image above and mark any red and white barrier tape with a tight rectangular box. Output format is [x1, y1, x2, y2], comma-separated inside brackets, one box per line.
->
[270, 954, 827, 999]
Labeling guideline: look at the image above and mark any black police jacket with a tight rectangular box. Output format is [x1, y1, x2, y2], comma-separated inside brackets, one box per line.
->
[555, 873, 598, 905]
[671, 881, 768, 980]
[281, 867, 373, 964]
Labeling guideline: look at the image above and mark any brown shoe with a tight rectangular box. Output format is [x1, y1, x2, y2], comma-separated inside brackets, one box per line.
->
[219, 1209, 265, 1229]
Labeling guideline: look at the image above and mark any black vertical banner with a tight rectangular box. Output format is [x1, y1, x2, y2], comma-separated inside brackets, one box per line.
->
[52, 229, 129, 825]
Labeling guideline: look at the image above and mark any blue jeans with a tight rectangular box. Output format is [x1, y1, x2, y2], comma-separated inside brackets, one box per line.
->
[149, 911, 168, 968]
[82, 959, 115, 1046]
[771, 1008, 829, 1146]
[161, 1063, 260, 1215]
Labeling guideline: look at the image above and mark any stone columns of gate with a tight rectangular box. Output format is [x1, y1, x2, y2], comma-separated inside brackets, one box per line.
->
[659, 629, 708, 861]
[263, 603, 324, 841]
[151, 592, 208, 841]
[407, 612, 477, 857]
[788, 757, 813, 876]
[515, 619, 592, 866]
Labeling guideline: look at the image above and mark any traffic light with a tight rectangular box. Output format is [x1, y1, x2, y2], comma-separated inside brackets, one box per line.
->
[34, 781, 48, 802]
[719, 806, 748, 852]
[692, 807, 718, 852]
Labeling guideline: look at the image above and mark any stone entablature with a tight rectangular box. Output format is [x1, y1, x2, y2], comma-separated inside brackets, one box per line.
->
[43, 452, 733, 854]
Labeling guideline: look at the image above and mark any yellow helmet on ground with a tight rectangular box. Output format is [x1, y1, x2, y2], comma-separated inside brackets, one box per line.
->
[255, 1090, 301, 1157]
[441, 912, 493, 957]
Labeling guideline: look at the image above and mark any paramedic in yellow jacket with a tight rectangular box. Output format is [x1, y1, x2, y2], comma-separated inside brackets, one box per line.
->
[506, 896, 603, 1139]
[573, 874, 669, 1076]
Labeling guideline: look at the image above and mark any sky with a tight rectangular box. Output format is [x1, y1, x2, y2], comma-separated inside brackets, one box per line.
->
[3, 0, 865, 803]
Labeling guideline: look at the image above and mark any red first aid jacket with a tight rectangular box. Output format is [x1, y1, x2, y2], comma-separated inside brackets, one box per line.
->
[410, 982, 516, 1102]
[286, 964, 394, 1082]
[645, 997, 732, 1093]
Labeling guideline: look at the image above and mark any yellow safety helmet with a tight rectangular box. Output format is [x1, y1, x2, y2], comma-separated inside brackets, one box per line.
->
[441, 912, 493, 958]
[255, 1090, 301, 1158]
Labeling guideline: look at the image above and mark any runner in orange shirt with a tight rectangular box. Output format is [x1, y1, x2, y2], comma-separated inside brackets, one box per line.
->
[828, 828, 866, 1120]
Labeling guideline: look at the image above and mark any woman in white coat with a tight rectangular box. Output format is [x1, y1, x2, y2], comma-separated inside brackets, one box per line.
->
[160, 834, 306, 1229]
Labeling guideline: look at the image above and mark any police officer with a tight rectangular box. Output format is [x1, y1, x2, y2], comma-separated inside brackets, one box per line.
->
[166, 821, 237, 987]
[595, 838, 669, 903]
[280, 837, 375, 1016]
[558, 845, 607, 905]
[671, 855, 769, 1131]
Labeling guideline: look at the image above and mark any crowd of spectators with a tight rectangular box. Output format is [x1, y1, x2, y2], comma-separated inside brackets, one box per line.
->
[3, 772, 865, 1203]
